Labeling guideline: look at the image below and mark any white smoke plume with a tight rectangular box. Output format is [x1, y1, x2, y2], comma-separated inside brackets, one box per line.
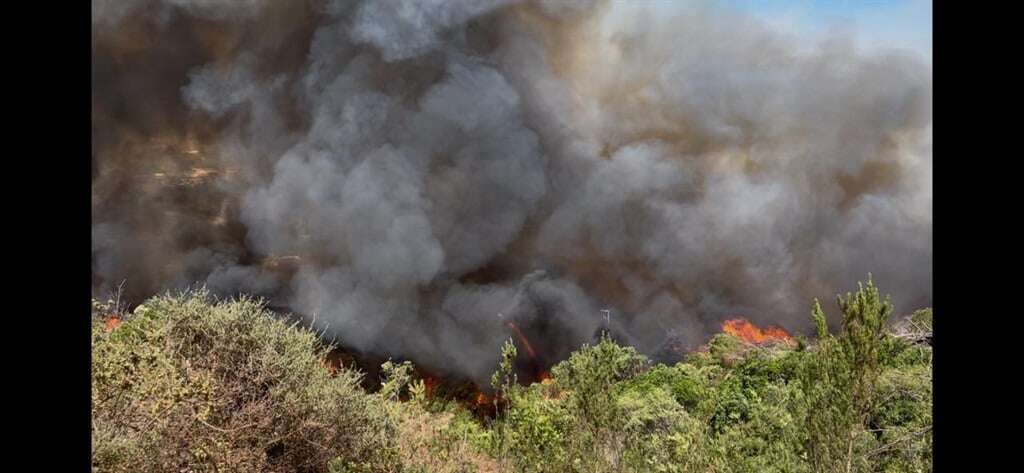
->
[92, 0, 932, 383]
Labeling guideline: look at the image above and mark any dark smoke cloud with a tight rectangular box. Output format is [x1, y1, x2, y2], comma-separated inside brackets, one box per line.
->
[92, 0, 932, 383]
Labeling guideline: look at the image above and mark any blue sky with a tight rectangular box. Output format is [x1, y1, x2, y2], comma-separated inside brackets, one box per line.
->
[610, 0, 932, 62]
[731, 0, 932, 59]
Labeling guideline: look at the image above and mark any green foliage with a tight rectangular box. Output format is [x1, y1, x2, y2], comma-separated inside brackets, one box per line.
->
[708, 333, 746, 366]
[408, 378, 428, 405]
[550, 334, 649, 429]
[909, 308, 932, 330]
[483, 278, 929, 473]
[812, 298, 828, 339]
[487, 335, 651, 472]
[616, 386, 709, 472]
[837, 277, 893, 393]
[708, 349, 801, 436]
[621, 364, 710, 411]
[706, 381, 809, 473]
[491, 337, 519, 403]
[380, 359, 414, 401]
[386, 402, 499, 473]
[496, 384, 574, 472]
[871, 365, 933, 472]
[91, 290, 399, 472]
[800, 276, 897, 473]
[92, 279, 931, 473]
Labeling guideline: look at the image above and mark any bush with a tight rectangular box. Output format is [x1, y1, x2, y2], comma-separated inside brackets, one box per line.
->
[92, 279, 932, 473]
[620, 364, 710, 412]
[91, 290, 398, 472]
[496, 383, 575, 472]
[870, 365, 932, 472]
[616, 386, 709, 472]
[800, 277, 897, 473]
[550, 335, 649, 430]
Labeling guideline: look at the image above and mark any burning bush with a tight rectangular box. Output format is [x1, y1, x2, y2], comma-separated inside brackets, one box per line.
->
[721, 318, 794, 346]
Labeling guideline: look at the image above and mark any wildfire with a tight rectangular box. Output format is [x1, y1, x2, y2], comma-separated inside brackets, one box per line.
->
[721, 318, 793, 345]
[475, 391, 491, 406]
[424, 376, 439, 398]
[104, 316, 122, 333]
[322, 357, 341, 376]
[504, 320, 537, 359]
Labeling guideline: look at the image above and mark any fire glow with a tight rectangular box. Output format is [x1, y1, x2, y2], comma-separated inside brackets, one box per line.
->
[322, 358, 341, 377]
[424, 376, 439, 398]
[104, 317, 122, 333]
[721, 318, 793, 345]
[504, 321, 537, 359]
[475, 391, 491, 406]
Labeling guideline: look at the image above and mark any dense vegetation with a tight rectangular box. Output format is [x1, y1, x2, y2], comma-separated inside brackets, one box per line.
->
[92, 279, 932, 472]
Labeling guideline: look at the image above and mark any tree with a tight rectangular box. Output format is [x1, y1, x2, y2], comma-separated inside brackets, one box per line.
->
[801, 276, 893, 473]
[379, 359, 414, 401]
[491, 337, 519, 407]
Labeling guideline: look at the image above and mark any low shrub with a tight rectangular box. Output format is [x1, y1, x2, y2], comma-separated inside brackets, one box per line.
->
[92, 290, 398, 472]
[92, 278, 932, 473]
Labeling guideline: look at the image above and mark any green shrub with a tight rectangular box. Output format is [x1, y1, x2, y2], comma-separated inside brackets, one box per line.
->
[708, 333, 747, 366]
[870, 365, 932, 473]
[800, 277, 897, 473]
[617, 386, 710, 472]
[497, 384, 574, 472]
[92, 279, 931, 473]
[707, 381, 808, 473]
[91, 290, 398, 472]
[909, 309, 932, 330]
[620, 364, 710, 411]
[549, 334, 649, 430]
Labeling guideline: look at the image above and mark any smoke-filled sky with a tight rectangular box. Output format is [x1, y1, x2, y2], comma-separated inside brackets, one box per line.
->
[92, 0, 932, 384]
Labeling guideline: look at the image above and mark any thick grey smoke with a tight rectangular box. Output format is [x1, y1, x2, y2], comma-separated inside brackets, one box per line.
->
[92, 0, 932, 383]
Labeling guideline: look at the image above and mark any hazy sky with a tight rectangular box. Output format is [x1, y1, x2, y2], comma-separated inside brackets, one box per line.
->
[610, 0, 932, 62]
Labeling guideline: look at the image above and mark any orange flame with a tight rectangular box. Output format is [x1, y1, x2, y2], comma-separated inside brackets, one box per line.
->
[424, 376, 439, 397]
[475, 391, 491, 406]
[322, 357, 341, 376]
[504, 321, 537, 359]
[104, 316, 122, 333]
[721, 318, 793, 345]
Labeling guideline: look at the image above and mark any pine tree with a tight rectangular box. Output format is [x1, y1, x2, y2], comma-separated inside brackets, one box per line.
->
[491, 337, 518, 410]
[802, 276, 893, 473]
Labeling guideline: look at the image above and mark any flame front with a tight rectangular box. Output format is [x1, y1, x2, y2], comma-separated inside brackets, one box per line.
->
[721, 318, 793, 345]
[475, 391, 491, 406]
[537, 370, 551, 382]
[104, 317, 122, 333]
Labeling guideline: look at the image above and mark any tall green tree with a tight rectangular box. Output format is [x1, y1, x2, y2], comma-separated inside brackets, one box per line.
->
[801, 276, 893, 473]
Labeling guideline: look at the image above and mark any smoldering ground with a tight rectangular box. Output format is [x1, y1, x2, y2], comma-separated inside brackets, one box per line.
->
[92, 0, 931, 384]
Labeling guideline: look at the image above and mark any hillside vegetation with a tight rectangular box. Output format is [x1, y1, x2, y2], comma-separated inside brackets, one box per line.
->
[92, 279, 932, 472]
